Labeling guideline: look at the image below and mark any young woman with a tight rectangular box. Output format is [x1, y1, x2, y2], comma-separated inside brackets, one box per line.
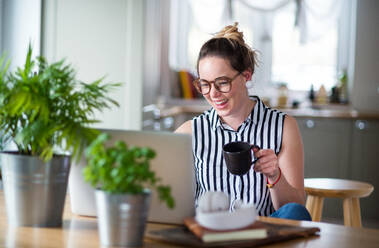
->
[176, 23, 311, 220]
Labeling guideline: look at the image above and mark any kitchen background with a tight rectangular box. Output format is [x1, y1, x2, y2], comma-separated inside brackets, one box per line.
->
[1, 0, 378, 227]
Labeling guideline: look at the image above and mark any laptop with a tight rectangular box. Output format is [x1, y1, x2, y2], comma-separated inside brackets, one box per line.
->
[68, 129, 195, 224]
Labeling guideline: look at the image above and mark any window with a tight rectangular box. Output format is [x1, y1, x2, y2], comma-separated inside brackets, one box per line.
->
[271, 1, 342, 91]
[169, 0, 353, 94]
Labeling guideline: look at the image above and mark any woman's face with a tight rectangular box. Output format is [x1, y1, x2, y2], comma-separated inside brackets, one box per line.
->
[198, 56, 251, 119]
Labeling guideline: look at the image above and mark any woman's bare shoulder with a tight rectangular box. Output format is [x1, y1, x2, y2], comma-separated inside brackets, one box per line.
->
[175, 120, 192, 135]
[282, 114, 302, 150]
[283, 115, 298, 131]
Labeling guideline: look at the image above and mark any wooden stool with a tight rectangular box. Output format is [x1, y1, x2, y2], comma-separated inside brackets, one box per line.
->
[304, 178, 374, 227]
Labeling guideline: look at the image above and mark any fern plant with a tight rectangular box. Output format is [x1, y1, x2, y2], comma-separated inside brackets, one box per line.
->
[0, 45, 120, 161]
[83, 133, 175, 209]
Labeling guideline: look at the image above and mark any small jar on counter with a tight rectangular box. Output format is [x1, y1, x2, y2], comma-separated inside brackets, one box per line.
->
[277, 83, 288, 108]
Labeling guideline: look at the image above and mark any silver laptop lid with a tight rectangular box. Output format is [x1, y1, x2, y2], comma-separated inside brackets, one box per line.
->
[69, 129, 195, 224]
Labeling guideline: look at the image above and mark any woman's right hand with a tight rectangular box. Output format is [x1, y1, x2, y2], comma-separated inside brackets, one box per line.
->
[252, 147, 281, 182]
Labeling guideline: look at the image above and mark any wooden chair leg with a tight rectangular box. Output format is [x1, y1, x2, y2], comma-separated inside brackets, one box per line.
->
[306, 195, 324, 222]
[305, 195, 314, 216]
[313, 196, 324, 221]
[351, 198, 362, 228]
[343, 198, 353, 226]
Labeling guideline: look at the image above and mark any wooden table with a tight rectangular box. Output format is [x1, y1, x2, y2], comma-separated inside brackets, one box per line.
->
[1, 192, 379, 247]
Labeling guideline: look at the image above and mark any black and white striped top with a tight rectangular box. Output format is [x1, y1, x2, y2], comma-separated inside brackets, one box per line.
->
[191, 96, 286, 216]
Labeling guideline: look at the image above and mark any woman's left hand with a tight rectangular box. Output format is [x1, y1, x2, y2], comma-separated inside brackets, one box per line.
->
[252, 147, 280, 181]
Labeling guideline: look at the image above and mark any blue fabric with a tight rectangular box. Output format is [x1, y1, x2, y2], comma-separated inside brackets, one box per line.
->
[270, 203, 312, 221]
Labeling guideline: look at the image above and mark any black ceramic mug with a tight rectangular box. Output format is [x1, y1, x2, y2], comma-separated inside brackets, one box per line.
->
[222, 141, 260, 176]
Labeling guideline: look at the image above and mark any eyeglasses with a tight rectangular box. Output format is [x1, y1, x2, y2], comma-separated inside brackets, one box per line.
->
[193, 73, 241, 95]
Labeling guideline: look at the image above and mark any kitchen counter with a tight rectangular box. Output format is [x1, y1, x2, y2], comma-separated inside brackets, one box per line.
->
[155, 100, 379, 120]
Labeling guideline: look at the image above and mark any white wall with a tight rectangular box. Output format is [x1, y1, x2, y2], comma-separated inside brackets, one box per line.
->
[1, 0, 41, 71]
[143, 0, 163, 106]
[42, 0, 145, 130]
[351, 0, 379, 112]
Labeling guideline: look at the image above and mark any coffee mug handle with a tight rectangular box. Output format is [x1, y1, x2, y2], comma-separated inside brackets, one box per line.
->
[250, 145, 260, 165]
[250, 145, 260, 150]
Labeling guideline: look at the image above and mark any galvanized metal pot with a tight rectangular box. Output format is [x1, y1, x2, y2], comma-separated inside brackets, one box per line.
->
[95, 189, 151, 247]
[0, 152, 71, 227]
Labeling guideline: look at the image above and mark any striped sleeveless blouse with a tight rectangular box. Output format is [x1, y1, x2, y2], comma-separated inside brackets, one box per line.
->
[191, 96, 286, 216]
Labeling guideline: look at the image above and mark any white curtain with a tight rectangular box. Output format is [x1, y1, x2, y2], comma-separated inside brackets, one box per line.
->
[238, 0, 290, 12]
[188, 0, 230, 34]
[237, 0, 343, 44]
[188, 0, 343, 44]
[298, 0, 343, 44]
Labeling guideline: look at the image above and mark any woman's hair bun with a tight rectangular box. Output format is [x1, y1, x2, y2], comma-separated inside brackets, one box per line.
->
[197, 22, 258, 75]
[214, 22, 245, 46]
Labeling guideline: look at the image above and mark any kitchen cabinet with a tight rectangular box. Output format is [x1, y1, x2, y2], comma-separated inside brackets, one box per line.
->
[350, 120, 379, 221]
[296, 118, 352, 179]
[296, 117, 353, 220]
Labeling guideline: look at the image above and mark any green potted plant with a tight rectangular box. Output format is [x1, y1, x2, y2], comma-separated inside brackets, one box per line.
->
[83, 133, 174, 247]
[0, 45, 119, 227]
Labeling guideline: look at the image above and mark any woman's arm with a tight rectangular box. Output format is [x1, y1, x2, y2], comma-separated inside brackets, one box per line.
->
[253, 115, 306, 210]
[175, 120, 192, 134]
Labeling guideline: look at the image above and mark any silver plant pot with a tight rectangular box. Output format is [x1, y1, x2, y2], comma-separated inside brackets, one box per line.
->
[95, 189, 151, 247]
[0, 152, 71, 227]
